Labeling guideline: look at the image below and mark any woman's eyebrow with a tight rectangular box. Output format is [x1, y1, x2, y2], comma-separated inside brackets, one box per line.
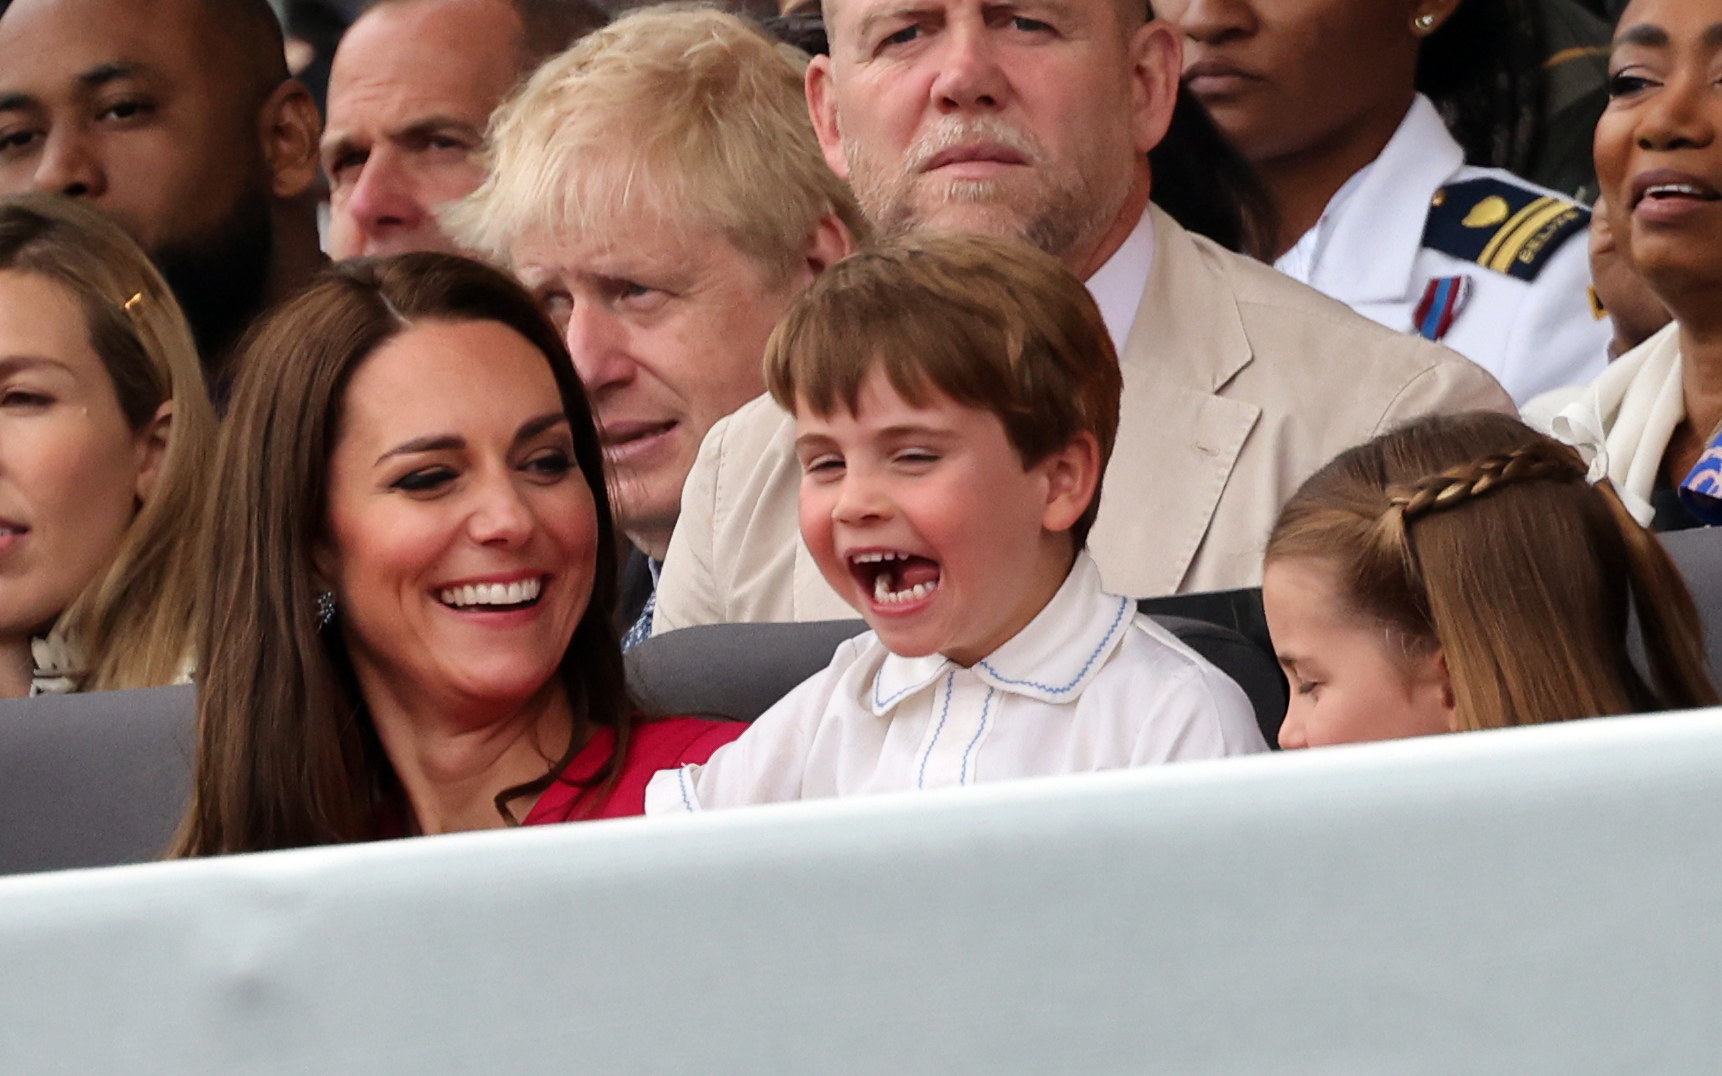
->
[375, 434, 463, 465]
[1615, 24, 1669, 48]
[0, 355, 73, 378]
[1616, 23, 1722, 49]
[515, 412, 570, 444]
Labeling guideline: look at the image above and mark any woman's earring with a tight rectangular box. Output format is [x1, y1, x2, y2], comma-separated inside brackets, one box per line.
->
[1412, 11, 1437, 34]
[316, 591, 337, 630]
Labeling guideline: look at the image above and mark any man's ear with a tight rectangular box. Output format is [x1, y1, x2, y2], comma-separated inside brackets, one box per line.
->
[260, 79, 322, 200]
[805, 56, 851, 180]
[132, 399, 173, 504]
[1037, 431, 1103, 533]
[793, 212, 857, 289]
[1130, 20, 1182, 155]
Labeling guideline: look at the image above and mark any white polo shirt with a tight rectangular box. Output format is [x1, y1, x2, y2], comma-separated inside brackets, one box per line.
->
[643, 553, 1266, 813]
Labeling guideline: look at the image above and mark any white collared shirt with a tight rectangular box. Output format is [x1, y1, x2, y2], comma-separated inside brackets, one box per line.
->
[643, 553, 1265, 813]
[1084, 207, 1155, 353]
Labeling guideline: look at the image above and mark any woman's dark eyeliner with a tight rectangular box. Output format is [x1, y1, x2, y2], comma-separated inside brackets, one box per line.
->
[392, 466, 456, 493]
[524, 448, 574, 478]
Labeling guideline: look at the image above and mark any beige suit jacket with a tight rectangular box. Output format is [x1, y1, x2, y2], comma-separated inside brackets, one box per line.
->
[654, 207, 1513, 632]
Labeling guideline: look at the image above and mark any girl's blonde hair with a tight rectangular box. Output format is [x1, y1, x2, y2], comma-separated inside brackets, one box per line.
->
[1266, 411, 1717, 730]
[0, 194, 217, 691]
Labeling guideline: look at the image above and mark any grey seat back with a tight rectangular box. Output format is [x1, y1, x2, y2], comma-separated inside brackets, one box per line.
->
[626, 612, 1284, 742]
[1658, 527, 1722, 687]
[0, 684, 196, 874]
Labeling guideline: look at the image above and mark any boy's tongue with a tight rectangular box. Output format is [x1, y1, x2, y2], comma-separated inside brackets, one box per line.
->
[890, 555, 941, 590]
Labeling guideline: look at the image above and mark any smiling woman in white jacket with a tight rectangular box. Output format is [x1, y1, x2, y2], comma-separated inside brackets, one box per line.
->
[1159, 0, 1611, 404]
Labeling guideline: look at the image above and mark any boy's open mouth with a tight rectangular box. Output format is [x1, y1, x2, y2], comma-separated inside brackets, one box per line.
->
[848, 550, 942, 605]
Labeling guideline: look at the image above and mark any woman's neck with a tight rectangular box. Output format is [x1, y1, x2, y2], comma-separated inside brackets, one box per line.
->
[1256, 92, 1416, 261]
[0, 636, 31, 698]
[1672, 320, 1722, 482]
[367, 682, 585, 835]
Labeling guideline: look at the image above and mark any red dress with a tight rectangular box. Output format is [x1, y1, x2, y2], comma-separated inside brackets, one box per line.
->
[523, 716, 745, 823]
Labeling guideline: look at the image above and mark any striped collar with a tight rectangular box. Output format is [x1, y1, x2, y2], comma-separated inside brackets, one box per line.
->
[867, 552, 1133, 715]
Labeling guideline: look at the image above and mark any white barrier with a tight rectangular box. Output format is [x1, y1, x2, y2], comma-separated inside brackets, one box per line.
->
[3, 709, 1721, 1073]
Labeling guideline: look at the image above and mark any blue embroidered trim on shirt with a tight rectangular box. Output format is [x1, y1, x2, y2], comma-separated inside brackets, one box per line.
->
[874, 658, 947, 712]
[677, 766, 695, 812]
[977, 596, 1130, 696]
[918, 672, 956, 790]
[959, 687, 994, 785]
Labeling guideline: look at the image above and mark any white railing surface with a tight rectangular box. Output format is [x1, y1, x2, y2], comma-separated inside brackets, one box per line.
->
[2, 709, 1721, 1074]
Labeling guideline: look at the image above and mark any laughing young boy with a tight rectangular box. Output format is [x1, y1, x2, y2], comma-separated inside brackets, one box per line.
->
[644, 233, 1266, 812]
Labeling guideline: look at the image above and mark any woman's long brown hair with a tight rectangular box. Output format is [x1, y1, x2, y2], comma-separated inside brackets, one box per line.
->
[1266, 411, 1718, 732]
[174, 253, 630, 855]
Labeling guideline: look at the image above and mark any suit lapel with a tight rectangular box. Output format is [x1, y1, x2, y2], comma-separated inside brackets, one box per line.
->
[1090, 208, 1261, 597]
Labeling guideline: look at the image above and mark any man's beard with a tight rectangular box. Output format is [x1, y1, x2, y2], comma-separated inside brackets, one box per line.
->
[150, 181, 275, 392]
[842, 116, 1128, 263]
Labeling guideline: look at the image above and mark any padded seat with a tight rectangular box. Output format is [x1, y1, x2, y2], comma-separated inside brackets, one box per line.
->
[1655, 527, 1722, 687]
[0, 684, 195, 875]
[625, 610, 1286, 745]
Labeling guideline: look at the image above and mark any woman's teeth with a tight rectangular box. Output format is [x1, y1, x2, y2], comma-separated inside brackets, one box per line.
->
[439, 578, 542, 608]
[1646, 183, 1714, 200]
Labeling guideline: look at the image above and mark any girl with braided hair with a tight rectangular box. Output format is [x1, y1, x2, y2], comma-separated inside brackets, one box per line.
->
[1263, 411, 1716, 749]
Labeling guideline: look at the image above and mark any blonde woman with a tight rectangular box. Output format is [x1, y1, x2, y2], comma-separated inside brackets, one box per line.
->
[0, 194, 216, 695]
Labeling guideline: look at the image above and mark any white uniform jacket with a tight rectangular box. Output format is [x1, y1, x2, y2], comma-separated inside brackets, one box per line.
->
[1276, 95, 1610, 405]
[643, 553, 1266, 813]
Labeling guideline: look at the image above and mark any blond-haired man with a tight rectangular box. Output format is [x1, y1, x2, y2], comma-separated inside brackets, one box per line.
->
[449, 6, 864, 645]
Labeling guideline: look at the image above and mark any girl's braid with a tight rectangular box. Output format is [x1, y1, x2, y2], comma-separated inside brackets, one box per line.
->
[1385, 441, 1588, 524]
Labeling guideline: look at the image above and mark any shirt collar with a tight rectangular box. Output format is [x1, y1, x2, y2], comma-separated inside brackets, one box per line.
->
[867, 552, 1134, 714]
[30, 630, 86, 696]
[1084, 207, 1156, 353]
[1275, 164, 1373, 281]
[1277, 94, 1462, 302]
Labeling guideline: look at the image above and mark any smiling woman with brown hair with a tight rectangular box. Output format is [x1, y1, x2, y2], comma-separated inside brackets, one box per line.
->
[1528, 0, 1722, 531]
[174, 253, 740, 856]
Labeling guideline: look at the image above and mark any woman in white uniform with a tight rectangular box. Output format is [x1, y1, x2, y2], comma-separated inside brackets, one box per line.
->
[1158, 0, 1613, 404]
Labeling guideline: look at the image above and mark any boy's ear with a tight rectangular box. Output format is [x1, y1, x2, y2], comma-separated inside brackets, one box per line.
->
[1036, 431, 1102, 533]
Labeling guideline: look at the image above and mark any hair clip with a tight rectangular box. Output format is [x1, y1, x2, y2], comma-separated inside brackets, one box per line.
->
[122, 292, 144, 314]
